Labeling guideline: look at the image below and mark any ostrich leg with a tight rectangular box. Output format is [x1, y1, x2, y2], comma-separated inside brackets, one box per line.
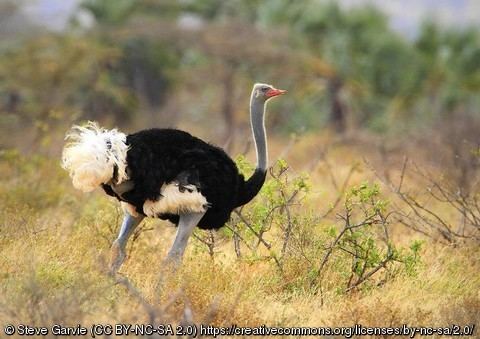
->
[110, 213, 144, 274]
[165, 212, 205, 265]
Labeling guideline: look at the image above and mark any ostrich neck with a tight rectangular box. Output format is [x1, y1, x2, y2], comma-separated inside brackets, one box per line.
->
[250, 97, 268, 171]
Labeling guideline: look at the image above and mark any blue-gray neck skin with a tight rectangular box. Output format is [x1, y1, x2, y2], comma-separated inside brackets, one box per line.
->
[250, 92, 268, 171]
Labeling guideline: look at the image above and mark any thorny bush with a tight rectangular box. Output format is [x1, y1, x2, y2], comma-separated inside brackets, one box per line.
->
[192, 159, 423, 299]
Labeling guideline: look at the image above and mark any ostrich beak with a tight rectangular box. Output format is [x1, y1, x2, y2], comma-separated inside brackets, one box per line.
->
[266, 88, 287, 98]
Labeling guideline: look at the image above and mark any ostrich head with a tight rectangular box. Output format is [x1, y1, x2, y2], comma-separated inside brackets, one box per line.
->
[252, 83, 287, 102]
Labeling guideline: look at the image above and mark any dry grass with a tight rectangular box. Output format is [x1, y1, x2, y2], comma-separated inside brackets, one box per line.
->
[0, 135, 479, 337]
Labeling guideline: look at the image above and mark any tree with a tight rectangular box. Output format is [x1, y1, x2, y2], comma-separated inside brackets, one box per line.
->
[177, 1, 289, 146]
[79, 0, 183, 125]
[260, 0, 422, 133]
[414, 22, 480, 193]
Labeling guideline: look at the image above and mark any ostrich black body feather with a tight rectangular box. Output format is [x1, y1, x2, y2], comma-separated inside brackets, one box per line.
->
[102, 128, 266, 229]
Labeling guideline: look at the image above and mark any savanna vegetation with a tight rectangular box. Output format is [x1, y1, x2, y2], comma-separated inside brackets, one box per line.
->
[1, 0, 479, 336]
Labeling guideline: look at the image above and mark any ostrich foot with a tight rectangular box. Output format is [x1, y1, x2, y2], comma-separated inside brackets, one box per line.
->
[163, 254, 182, 271]
[153, 256, 180, 294]
[109, 240, 126, 275]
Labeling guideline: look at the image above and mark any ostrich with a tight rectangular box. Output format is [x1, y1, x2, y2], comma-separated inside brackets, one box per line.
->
[62, 83, 286, 272]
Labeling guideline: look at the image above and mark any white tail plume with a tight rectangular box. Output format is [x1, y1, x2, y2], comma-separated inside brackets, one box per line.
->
[62, 121, 129, 192]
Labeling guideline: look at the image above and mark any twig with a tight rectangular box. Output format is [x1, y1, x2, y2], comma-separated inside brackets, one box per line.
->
[321, 164, 356, 219]
[397, 156, 408, 193]
[234, 210, 272, 250]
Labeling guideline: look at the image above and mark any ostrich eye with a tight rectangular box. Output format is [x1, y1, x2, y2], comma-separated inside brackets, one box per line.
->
[261, 87, 269, 92]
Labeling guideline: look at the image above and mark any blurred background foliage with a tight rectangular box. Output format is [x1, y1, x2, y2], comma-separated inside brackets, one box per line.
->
[0, 0, 479, 152]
